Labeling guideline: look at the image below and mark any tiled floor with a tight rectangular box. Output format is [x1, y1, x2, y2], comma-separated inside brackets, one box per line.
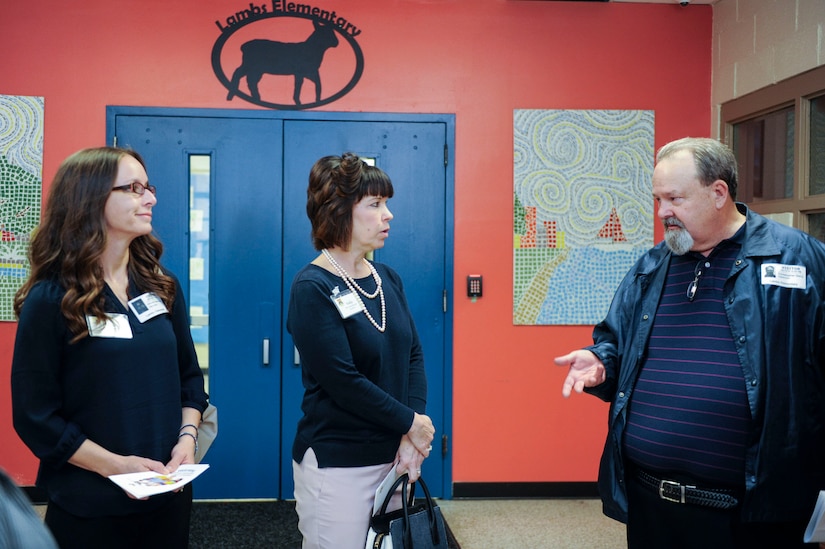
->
[36, 498, 628, 548]
[437, 498, 627, 548]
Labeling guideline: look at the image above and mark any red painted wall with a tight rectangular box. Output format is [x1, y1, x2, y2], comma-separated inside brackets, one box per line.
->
[0, 0, 710, 486]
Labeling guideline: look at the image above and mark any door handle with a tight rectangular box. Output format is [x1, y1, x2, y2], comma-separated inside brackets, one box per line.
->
[262, 338, 270, 366]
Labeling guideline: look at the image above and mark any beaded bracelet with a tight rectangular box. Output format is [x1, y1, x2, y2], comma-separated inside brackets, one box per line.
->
[179, 432, 199, 455]
[179, 423, 199, 433]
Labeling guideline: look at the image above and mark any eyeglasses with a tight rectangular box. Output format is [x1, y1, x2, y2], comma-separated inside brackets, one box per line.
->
[686, 260, 710, 301]
[112, 181, 156, 196]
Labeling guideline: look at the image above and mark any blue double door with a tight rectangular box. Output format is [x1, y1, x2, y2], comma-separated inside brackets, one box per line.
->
[108, 108, 453, 499]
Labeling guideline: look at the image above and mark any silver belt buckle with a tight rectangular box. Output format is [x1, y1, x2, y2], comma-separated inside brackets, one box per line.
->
[659, 479, 688, 503]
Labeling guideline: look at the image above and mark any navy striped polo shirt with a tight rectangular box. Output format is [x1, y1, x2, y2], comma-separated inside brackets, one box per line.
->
[623, 238, 750, 487]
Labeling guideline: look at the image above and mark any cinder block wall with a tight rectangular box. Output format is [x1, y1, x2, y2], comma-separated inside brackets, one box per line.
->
[711, 0, 825, 134]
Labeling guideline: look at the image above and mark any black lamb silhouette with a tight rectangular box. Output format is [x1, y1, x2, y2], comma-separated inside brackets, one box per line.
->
[226, 21, 339, 105]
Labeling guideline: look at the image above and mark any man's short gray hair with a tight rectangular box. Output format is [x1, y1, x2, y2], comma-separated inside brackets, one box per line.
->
[657, 137, 739, 200]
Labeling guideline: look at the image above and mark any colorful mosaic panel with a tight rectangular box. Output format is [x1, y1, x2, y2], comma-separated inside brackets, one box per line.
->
[0, 96, 44, 321]
[514, 109, 654, 325]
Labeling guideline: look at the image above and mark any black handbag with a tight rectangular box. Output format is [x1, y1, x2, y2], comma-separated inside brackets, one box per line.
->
[367, 473, 448, 549]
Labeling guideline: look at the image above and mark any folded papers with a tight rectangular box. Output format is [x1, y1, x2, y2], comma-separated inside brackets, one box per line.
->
[108, 464, 209, 499]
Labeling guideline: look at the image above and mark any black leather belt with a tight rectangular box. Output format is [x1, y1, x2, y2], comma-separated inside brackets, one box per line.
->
[635, 468, 739, 510]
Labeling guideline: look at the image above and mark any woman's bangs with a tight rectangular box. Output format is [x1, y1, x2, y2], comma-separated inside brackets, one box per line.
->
[361, 168, 394, 199]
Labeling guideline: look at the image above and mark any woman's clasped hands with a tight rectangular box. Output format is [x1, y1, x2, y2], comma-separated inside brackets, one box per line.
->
[396, 412, 434, 482]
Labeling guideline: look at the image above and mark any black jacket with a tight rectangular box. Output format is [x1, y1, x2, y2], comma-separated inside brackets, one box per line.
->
[586, 204, 825, 524]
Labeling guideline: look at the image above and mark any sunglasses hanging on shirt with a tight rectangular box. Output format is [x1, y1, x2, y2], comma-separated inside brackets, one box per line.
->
[687, 260, 711, 302]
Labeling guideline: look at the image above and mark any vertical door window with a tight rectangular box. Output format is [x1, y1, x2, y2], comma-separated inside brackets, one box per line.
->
[361, 155, 376, 260]
[189, 155, 210, 391]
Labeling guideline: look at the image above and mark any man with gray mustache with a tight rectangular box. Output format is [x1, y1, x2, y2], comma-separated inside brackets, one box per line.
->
[555, 137, 825, 548]
[662, 216, 692, 256]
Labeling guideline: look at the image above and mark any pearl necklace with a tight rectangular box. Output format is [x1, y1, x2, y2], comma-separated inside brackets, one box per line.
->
[322, 249, 386, 332]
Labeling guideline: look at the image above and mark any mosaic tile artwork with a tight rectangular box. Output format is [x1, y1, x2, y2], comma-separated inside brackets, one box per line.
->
[513, 109, 654, 325]
[0, 96, 44, 321]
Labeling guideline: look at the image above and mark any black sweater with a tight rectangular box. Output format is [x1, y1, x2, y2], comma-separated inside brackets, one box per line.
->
[287, 262, 427, 468]
[11, 275, 208, 517]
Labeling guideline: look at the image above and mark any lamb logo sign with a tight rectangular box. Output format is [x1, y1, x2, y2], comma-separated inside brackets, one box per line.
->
[212, 1, 364, 110]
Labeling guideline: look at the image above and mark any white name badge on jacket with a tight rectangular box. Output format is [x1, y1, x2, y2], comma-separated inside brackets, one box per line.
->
[761, 263, 806, 289]
[128, 292, 169, 323]
[87, 313, 133, 339]
[330, 286, 362, 319]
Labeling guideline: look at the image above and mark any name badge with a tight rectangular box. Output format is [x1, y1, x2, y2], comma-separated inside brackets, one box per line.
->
[761, 263, 806, 289]
[128, 292, 169, 323]
[330, 286, 362, 319]
[87, 313, 133, 339]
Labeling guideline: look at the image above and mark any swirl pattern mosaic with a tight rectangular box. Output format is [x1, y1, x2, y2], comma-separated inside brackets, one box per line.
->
[514, 109, 654, 325]
[0, 95, 43, 321]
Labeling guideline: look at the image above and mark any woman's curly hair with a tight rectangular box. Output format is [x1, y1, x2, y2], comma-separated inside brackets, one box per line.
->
[13, 147, 175, 342]
[306, 152, 394, 251]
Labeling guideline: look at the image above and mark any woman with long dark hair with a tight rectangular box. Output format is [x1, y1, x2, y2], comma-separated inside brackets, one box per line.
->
[11, 147, 208, 548]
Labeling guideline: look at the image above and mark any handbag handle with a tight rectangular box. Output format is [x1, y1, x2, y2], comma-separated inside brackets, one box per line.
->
[377, 472, 417, 516]
[393, 474, 442, 547]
